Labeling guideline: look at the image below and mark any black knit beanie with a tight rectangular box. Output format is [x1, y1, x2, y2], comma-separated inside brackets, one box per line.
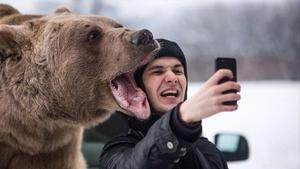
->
[134, 38, 188, 100]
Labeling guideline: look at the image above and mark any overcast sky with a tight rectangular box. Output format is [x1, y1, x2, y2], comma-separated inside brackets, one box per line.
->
[1, 0, 290, 14]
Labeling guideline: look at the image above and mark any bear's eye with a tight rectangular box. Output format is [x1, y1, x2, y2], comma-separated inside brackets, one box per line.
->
[87, 29, 101, 42]
[115, 24, 123, 28]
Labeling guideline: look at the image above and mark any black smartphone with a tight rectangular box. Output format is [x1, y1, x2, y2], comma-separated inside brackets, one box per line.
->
[215, 57, 237, 105]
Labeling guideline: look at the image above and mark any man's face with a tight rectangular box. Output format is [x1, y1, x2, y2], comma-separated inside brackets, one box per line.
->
[142, 56, 187, 113]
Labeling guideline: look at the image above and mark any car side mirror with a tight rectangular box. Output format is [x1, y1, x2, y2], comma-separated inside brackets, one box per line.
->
[214, 133, 250, 161]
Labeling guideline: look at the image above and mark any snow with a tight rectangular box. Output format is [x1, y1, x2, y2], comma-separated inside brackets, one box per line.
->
[188, 81, 300, 169]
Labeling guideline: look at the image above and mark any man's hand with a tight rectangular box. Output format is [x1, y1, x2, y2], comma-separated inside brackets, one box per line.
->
[179, 69, 241, 124]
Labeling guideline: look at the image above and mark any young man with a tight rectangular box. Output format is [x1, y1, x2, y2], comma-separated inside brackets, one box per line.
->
[99, 39, 241, 169]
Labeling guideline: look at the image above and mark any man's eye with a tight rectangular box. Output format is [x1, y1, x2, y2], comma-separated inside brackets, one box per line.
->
[174, 70, 184, 75]
[151, 70, 163, 75]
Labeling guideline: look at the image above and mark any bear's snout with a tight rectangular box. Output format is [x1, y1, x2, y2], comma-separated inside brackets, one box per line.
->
[130, 29, 153, 46]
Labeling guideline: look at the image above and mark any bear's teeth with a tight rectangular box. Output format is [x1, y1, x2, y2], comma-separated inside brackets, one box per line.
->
[122, 100, 129, 107]
[133, 96, 143, 101]
[112, 81, 118, 90]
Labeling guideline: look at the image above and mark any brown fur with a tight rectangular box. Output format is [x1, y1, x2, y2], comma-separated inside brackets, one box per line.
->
[0, 4, 156, 169]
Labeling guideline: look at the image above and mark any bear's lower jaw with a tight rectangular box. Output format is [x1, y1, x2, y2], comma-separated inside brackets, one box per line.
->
[110, 71, 150, 120]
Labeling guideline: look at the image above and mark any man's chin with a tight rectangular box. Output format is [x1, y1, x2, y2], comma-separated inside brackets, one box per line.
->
[153, 104, 178, 114]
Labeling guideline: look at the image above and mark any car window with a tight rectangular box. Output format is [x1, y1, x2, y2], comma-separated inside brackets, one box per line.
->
[82, 113, 129, 169]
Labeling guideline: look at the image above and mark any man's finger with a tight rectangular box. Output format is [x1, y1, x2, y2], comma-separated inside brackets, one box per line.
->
[217, 93, 241, 104]
[219, 104, 239, 112]
[206, 69, 234, 86]
[215, 81, 241, 94]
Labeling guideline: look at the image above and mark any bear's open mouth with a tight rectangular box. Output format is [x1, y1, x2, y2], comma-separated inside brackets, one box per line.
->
[110, 71, 150, 119]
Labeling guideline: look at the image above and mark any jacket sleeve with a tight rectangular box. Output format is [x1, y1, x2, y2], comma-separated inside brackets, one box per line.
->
[192, 137, 229, 169]
[170, 105, 229, 169]
[99, 108, 198, 169]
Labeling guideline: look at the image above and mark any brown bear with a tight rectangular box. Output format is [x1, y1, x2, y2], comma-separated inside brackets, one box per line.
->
[0, 4, 158, 169]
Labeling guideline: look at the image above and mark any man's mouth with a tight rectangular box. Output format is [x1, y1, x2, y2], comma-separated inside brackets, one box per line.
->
[110, 71, 150, 119]
[160, 89, 180, 98]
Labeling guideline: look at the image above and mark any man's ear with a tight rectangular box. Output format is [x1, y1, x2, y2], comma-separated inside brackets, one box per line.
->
[0, 27, 22, 63]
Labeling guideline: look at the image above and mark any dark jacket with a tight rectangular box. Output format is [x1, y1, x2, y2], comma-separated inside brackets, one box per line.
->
[99, 106, 228, 169]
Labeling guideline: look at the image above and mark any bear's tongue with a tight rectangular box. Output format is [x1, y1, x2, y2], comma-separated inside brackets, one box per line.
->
[110, 72, 150, 119]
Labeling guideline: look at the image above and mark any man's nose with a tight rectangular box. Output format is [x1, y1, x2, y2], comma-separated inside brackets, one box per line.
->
[164, 71, 178, 83]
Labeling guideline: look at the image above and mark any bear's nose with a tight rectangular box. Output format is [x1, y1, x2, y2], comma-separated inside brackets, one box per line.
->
[130, 29, 153, 46]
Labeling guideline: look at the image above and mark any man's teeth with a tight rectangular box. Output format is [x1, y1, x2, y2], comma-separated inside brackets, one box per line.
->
[161, 90, 178, 97]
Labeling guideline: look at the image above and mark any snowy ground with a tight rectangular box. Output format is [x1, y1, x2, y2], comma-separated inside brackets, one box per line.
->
[188, 81, 300, 169]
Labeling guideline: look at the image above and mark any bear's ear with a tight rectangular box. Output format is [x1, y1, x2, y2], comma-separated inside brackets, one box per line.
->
[0, 4, 20, 18]
[0, 28, 22, 63]
[54, 6, 71, 15]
